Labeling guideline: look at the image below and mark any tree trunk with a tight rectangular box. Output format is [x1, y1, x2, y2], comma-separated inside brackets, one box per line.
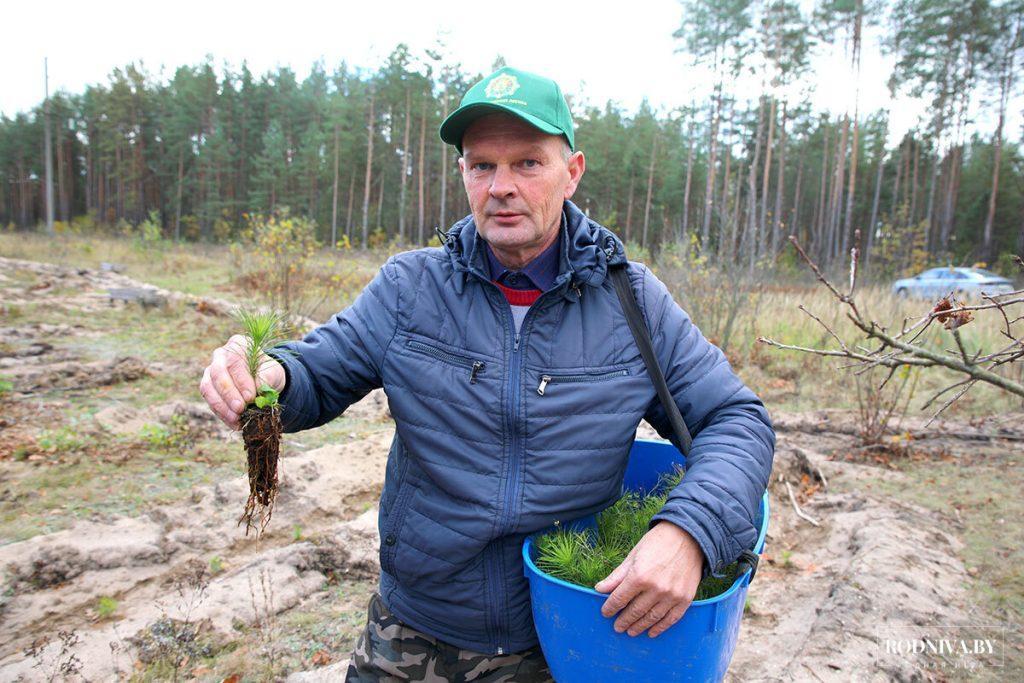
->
[866, 144, 885, 268]
[681, 118, 695, 241]
[376, 172, 385, 232]
[758, 95, 777, 256]
[17, 160, 29, 227]
[175, 146, 184, 241]
[940, 145, 964, 252]
[984, 16, 1020, 262]
[115, 139, 124, 223]
[842, 107, 860, 256]
[923, 138, 941, 253]
[361, 94, 375, 249]
[813, 126, 831, 260]
[345, 172, 355, 243]
[625, 175, 635, 243]
[909, 138, 920, 229]
[791, 148, 805, 244]
[417, 99, 426, 245]
[85, 131, 94, 216]
[331, 122, 340, 247]
[717, 144, 732, 259]
[55, 124, 67, 221]
[730, 161, 744, 262]
[399, 88, 411, 243]
[97, 161, 105, 226]
[701, 82, 723, 247]
[745, 95, 766, 270]
[43, 78, 54, 235]
[770, 102, 787, 256]
[829, 114, 849, 262]
[642, 131, 658, 249]
[439, 87, 450, 232]
[892, 138, 905, 217]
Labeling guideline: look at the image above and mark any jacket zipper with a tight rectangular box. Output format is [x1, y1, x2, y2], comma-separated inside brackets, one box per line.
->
[536, 369, 629, 395]
[487, 280, 570, 654]
[494, 320, 522, 656]
[406, 339, 486, 384]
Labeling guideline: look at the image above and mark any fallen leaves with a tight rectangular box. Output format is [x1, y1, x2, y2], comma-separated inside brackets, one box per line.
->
[799, 472, 821, 498]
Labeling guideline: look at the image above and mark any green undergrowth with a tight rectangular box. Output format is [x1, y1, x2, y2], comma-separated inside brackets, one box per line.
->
[0, 454, 239, 546]
[534, 469, 741, 601]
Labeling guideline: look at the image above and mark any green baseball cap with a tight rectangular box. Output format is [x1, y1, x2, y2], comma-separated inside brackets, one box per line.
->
[439, 66, 575, 154]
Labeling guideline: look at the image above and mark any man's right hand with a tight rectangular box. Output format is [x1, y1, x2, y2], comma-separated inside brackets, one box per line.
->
[199, 334, 287, 430]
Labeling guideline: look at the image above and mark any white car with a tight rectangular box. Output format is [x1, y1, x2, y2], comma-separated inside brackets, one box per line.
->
[892, 267, 1016, 300]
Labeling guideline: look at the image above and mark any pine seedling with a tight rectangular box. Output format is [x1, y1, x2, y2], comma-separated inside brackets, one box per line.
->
[534, 466, 742, 602]
[232, 307, 293, 410]
[230, 307, 295, 537]
[534, 527, 590, 579]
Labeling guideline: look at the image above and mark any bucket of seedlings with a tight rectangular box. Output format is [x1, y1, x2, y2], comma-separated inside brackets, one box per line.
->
[523, 438, 769, 682]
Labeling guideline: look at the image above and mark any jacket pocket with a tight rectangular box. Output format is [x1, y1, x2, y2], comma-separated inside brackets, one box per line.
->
[405, 339, 487, 384]
[535, 368, 629, 396]
[380, 461, 416, 576]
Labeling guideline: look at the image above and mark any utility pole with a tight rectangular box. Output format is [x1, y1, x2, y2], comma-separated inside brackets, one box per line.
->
[43, 58, 55, 235]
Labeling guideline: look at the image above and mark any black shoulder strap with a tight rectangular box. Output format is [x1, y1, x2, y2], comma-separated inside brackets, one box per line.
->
[608, 263, 693, 458]
[610, 261, 761, 583]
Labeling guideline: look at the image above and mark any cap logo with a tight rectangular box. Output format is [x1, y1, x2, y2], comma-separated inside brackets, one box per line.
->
[484, 74, 520, 99]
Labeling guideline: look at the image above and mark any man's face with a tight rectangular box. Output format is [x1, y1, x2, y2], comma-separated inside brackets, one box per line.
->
[458, 114, 584, 267]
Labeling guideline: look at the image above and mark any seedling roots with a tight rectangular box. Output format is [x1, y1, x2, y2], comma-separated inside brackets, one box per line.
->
[239, 404, 282, 536]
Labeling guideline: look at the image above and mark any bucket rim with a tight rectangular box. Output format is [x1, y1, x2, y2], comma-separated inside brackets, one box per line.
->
[522, 491, 770, 606]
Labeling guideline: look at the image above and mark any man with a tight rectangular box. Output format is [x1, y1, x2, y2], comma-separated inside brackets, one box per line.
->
[200, 66, 774, 682]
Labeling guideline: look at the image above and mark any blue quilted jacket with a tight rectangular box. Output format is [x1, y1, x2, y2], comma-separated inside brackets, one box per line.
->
[269, 199, 775, 655]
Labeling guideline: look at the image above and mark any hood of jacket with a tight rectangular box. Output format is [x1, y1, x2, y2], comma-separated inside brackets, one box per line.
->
[440, 199, 628, 300]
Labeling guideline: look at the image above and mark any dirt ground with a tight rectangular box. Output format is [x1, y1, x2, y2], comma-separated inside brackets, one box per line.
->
[0, 255, 1021, 682]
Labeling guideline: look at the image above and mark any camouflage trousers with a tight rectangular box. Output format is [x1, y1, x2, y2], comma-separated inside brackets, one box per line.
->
[345, 592, 554, 682]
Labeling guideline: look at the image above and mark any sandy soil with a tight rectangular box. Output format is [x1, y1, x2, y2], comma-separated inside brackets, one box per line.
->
[0, 419, 392, 681]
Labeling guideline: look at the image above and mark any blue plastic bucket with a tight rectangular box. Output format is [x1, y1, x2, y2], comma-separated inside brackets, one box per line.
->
[522, 439, 770, 682]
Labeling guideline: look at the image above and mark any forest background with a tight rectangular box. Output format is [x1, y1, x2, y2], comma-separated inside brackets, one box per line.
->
[2, 0, 1024, 278]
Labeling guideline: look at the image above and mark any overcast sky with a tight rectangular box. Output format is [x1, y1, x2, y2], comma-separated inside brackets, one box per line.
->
[2, 0, 1020, 147]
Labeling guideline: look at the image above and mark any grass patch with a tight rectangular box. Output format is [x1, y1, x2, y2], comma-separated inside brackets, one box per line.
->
[96, 595, 119, 620]
[0, 232, 236, 298]
[35, 423, 94, 454]
[0, 432, 242, 544]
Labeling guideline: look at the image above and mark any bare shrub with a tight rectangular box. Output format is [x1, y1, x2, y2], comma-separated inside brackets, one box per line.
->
[853, 365, 920, 445]
[654, 236, 760, 354]
[248, 566, 282, 680]
[128, 560, 213, 682]
[237, 208, 322, 320]
[24, 630, 82, 682]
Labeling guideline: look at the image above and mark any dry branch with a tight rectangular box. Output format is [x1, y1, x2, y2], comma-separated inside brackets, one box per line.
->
[786, 481, 821, 527]
[759, 234, 1024, 426]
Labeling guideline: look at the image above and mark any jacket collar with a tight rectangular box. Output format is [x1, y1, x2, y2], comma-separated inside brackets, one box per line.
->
[441, 199, 628, 302]
[484, 214, 563, 292]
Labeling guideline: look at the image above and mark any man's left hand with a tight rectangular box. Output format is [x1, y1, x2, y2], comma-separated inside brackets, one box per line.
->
[593, 520, 703, 638]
